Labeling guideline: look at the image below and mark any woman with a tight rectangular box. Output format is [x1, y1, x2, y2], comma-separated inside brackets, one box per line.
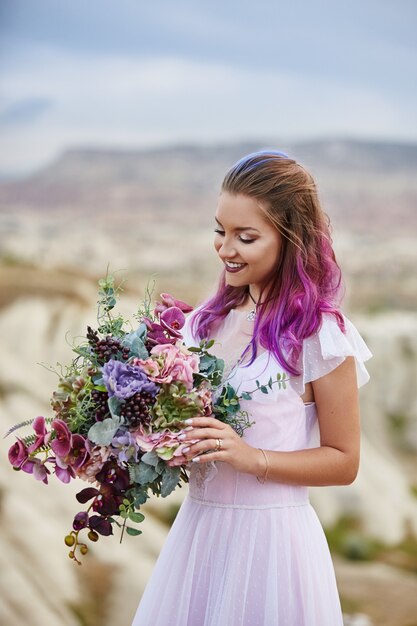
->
[132, 150, 372, 625]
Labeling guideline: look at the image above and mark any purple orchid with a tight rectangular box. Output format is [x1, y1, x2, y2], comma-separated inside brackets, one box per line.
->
[102, 359, 159, 400]
[51, 419, 72, 457]
[154, 293, 193, 316]
[32, 459, 51, 484]
[28, 416, 51, 453]
[73, 511, 89, 531]
[8, 438, 29, 468]
[68, 434, 89, 470]
[159, 307, 186, 338]
[143, 318, 176, 346]
[20, 457, 51, 484]
[54, 455, 76, 483]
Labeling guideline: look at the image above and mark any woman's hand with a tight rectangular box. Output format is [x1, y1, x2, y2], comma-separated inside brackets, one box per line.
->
[176, 415, 260, 475]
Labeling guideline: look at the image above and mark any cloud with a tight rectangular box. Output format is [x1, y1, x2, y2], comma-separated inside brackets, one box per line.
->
[0, 96, 53, 126]
[0, 43, 415, 175]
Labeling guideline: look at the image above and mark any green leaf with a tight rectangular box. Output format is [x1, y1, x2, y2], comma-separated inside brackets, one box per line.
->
[129, 511, 145, 523]
[160, 466, 181, 497]
[132, 462, 159, 484]
[88, 416, 120, 446]
[141, 450, 159, 466]
[108, 396, 121, 419]
[277, 372, 282, 380]
[126, 527, 143, 536]
[260, 386, 268, 394]
[205, 339, 215, 349]
[241, 392, 251, 400]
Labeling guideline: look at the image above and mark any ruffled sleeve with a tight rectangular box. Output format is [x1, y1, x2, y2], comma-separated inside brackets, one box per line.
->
[292, 312, 373, 394]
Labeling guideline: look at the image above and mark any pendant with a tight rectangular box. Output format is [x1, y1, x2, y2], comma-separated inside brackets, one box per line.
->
[246, 308, 256, 321]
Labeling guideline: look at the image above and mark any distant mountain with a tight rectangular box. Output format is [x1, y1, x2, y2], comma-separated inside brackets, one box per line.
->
[0, 138, 416, 234]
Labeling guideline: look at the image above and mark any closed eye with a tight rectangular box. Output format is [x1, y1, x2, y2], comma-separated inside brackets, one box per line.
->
[214, 229, 256, 244]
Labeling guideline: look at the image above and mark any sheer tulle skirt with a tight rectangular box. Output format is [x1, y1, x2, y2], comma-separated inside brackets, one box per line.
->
[131, 494, 343, 626]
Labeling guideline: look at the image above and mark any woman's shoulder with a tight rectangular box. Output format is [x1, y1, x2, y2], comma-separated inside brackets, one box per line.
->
[298, 309, 373, 390]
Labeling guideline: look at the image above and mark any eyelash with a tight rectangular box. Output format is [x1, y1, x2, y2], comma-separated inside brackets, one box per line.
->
[214, 229, 256, 244]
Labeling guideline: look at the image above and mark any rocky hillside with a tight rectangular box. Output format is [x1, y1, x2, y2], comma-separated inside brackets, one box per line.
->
[0, 138, 416, 625]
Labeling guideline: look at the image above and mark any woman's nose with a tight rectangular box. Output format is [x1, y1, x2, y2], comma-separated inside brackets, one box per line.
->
[217, 237, 236, 259]
[218, 240, 237, 259]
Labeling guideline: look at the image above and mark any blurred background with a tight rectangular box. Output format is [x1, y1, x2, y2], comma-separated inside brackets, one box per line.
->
[0, 1, 416, 625]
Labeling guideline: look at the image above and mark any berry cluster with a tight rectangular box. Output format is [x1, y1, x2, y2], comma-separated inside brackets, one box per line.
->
[87, 326, 130, 365]
[120, 390, 155, 427]
[91, 389, 110, 422]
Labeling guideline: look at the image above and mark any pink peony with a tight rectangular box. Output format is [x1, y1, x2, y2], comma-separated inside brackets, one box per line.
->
[135, 343, 199, 391]
[196, 383, 213, 416]
[76, 445, 111, 483]
[134, 424, 199, 464]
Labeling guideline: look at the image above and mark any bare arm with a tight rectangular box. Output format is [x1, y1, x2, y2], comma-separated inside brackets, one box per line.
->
[179, 356, 361, 486]
[250, 356, 361, 486]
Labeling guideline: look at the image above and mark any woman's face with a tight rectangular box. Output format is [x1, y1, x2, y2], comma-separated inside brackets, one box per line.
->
[214, 191, 282, 298]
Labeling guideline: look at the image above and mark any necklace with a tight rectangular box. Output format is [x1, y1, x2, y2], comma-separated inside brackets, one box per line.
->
[246, 288, 258, 321]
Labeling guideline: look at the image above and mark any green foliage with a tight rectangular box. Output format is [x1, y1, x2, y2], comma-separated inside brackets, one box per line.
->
[134, 277, 157, 322]
[3, 416, 54, 440]
[188, 339, 225, 387]
[88, 417, 121, 446]
[117, 498, 145, 540]
[160, 466, 181, 497]
[122, 324, 148, 359]
[96, 271, 126, 337]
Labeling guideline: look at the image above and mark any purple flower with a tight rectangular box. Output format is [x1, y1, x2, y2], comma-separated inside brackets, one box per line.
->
[32, 459, 51, 484]
[21, 457, 51, 484]
[8, 438, 29, 468]
[154, 293, 193, 316]
[111, 430, 139, 464]
[68, 434, 89, 470]
[73, 511, 89, 531]
[159, 307, 186, 338]
[102, 359, 159, 400]
[51, 419, 72, 457]
[27, 416, 51, 453]
[143, 318, 176, 346]
[88, 515, 113, 536]
[54, 455, 76, 483]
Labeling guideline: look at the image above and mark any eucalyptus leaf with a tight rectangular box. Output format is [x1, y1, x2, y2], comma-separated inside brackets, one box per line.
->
[88, 416, 121, 446]
[126, 527, 142, 536]
[132, 462, 159, 484]
[160, 466, 181, 497]
[141, 450, 159, 466]
[129, 511, 145, 523]
[108, 396, 122, 419]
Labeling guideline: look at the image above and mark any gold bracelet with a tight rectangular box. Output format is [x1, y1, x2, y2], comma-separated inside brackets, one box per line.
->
[256, 448, 269, 484]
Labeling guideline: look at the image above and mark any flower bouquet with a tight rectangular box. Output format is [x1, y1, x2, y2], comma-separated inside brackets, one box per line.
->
[5, 274, 282, 565]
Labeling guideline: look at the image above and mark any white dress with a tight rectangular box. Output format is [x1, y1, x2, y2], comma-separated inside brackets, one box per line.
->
[132, 308, 372, 625]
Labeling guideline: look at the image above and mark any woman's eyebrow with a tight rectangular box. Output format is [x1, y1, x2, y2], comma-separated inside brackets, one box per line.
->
[215, 218, 260, 233]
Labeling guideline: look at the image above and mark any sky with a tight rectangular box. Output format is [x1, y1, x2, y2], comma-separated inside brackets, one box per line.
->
[0, 0, 416, 176]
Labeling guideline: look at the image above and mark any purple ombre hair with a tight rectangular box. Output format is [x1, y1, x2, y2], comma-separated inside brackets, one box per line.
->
[190, 150, 346, 376]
